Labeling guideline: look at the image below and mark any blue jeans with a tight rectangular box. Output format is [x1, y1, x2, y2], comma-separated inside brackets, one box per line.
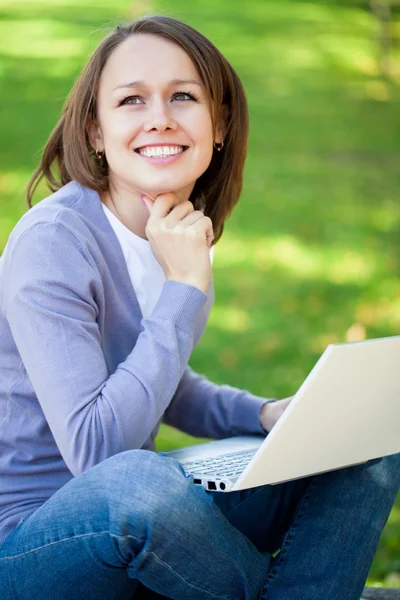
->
[0, 449, 399, 600]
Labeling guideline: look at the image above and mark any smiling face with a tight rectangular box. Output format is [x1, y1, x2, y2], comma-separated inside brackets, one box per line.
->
[90, 33, 221, 199]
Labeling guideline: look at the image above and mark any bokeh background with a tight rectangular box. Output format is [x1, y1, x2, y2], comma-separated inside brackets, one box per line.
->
[0, 0, 399, 588]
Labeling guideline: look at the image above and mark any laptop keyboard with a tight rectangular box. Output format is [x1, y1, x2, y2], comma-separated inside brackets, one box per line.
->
[180, 448, 258, 479]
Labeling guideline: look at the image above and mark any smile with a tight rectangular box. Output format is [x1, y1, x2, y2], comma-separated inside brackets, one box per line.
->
[134, 144, 189, 165]
[135, 145, 188, 158]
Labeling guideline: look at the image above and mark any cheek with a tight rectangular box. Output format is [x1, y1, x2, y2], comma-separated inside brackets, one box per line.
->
[193, 121, 214, 165]
[189, 142, 214, 184]
[197, 136, 213, 164]
[101, 112, 140, 148]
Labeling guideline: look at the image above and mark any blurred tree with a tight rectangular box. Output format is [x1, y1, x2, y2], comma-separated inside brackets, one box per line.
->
[369, 0, 393, 77]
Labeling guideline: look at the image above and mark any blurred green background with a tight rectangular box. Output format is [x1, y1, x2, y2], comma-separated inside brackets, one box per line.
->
[0, 0, 399, 588]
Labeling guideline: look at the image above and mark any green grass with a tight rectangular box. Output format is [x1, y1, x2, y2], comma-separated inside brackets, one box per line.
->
[0, 0, 399, 587]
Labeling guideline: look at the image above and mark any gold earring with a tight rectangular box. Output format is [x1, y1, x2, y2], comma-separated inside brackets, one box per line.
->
[214, 141, 224, 151]
[96, 148, 105, 159]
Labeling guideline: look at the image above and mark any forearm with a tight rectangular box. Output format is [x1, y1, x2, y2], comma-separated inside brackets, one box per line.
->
[163, 366, 274, 438]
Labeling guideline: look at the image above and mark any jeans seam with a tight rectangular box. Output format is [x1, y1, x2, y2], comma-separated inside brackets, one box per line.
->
[149, 550, 232, 600]
[0, 531, 143, 561]
[259, 476, 317, 599]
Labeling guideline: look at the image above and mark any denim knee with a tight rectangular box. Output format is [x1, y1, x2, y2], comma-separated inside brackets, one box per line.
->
[341, 453, 400, 521]
[355, 453, 399, 482]
[84, 449, 194, 536]
[366, 453, 400, 492]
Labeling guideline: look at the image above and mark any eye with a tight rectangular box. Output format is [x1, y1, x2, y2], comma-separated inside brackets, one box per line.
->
[174, 92, 198, 100]
[119, 95, 143, 106]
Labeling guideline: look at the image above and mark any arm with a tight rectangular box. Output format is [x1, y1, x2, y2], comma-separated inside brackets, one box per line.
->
[4, 222, 207, 476]
[163, 365, 277, 438]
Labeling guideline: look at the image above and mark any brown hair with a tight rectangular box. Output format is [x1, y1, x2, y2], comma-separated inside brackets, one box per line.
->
[26, 15, 249, 244]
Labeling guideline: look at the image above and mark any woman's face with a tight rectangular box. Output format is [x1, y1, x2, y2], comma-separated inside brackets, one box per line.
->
[91, 33, 217, 199]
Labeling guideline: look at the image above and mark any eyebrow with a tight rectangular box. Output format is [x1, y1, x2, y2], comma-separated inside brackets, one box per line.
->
[112, 78, 203, 91]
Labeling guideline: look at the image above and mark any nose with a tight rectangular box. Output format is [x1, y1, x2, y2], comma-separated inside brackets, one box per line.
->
[143, 98, 178, 133]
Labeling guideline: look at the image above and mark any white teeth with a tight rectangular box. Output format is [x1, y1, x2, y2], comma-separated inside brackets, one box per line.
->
[138, 145, 184, 158]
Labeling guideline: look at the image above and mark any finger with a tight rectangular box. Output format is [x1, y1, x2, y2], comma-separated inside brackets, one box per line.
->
[181, 210, 206, 226]
[149, 192, 180, 220]
[188, 217, 214, 246]
[164, 201, 196, 226]
[141, 195, 153, 213]
[206, 229, 215, 248]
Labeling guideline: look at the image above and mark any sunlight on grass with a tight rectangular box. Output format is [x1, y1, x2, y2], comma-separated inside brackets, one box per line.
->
[0, 170, 33, 213]
[0, 170, 35, 250]
[0, 171, 33, 207]
[0, 20, 87, 58]
[208, 305, 252, 333]
[388, 504, 400, 525]
[215, 232, 378, 284]
[262, 34, 379, 78]
[221, 0, 373, 30]
[364, 80, 391, 101]
[0, 170, 32, 195]
[357, 298, 400, 331]
[317, 33, 375, 71]
[368, 575, 400, 588]
[283, 44, 323, 70]
[309, 323, 371, 352]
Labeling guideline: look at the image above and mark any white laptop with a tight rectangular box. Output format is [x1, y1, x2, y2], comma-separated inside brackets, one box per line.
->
[160, 336, 400, 492]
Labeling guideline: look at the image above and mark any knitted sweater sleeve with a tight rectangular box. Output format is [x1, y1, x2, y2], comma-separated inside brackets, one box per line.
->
[163, 365, 275, 439]
[4, 221, 207, 476]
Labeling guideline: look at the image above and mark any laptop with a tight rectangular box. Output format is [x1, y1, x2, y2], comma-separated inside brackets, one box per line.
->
[160, 336, 400, 492]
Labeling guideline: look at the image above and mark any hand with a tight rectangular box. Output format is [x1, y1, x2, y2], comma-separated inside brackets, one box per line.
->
[141, 192, 214, 294]
[260, 397, 293, 432]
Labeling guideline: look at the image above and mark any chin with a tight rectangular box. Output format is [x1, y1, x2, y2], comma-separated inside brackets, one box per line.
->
[137, 177, 195, 197]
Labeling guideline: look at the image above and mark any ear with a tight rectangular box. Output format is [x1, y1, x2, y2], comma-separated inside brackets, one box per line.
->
[87, 120, 104, 152]
[214, 104, 229, 145]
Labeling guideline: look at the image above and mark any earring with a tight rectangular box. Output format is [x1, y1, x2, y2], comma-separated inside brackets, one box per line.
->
[214, 141, 224, 151]
[96, 148, 105, 160]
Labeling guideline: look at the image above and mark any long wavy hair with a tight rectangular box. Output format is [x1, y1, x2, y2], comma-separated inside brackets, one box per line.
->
[26, 15, 249, 244]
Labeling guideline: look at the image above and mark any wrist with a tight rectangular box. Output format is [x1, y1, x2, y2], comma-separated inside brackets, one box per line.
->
[260, 397, 293, 432]
[259, 400, 277, 433]
[167, 276, 208, 294]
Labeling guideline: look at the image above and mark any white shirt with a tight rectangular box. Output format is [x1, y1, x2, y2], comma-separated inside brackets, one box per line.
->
[102, 203, 214, 319]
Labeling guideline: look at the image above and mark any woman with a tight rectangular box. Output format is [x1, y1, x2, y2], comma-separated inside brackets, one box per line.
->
[0, 15, 398, 600]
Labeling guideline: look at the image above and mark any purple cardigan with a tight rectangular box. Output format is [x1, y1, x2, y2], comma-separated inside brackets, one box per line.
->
[0, 181, 271, 545]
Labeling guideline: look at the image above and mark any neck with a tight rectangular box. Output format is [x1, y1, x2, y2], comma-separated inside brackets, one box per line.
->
[100, 188, 149, 240]
[100, 180, 195, 240]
